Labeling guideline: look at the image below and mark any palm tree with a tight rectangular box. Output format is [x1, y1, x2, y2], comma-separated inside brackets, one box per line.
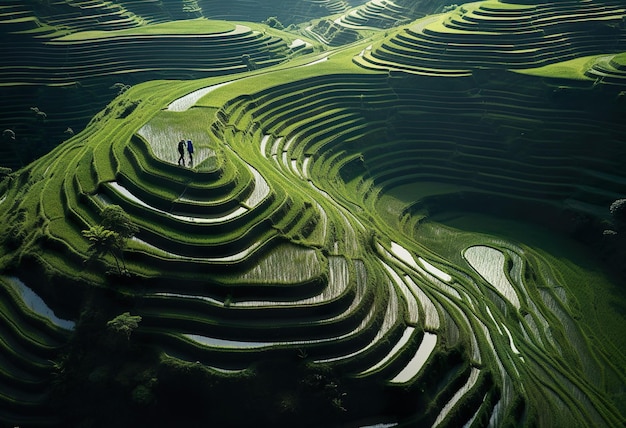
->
[100, 205, 138, 272]
[82, 225, 123, 274]
[101, 205, 138, 237]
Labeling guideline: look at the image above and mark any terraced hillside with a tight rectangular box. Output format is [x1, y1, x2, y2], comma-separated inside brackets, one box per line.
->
[355, 0, 626, 75]
[0, 1, 319, 170]
[0, 0, 625, 427]
[304, 0, 446, 46]
[0, 0, 444, 170]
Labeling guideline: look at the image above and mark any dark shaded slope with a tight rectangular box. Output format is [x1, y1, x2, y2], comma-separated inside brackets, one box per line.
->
[0, 1, 624, 427]
[0, 9, 295, 169]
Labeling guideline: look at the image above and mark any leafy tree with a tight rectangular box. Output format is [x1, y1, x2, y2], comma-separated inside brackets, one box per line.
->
[110, 82, 131, 95]
[602, 198, 626, 279]
[101, 204, 138, 239]
[118, 99, 140, 119]
[30, 106, 47, 121]
[132, 384, 155, 406]
[264, 16, 284, 30]
[241, 54, 257, 71]
[609, 198, 626, 227]
[2, 129, 15, 141]
[82, 225, 123, 273]
[82, 205, 137, 274]
[107, 312, 142, 340]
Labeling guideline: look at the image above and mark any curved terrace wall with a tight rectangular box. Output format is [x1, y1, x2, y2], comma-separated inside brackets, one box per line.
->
[0, 1, 624, 427]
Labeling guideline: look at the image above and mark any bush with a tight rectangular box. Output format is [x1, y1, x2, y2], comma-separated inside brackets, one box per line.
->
[118, 100, 141, 119]
[2, 129, 15, 141]
[107, 312, 142, 340]
[264, 16, 284, 30]
[609, 198, 626, 226]
[101, 204, 138, 239]
[132, 384, 155, 406]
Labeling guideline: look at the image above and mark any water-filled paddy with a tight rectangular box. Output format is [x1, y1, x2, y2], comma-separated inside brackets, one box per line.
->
[3, 276, 75, 330]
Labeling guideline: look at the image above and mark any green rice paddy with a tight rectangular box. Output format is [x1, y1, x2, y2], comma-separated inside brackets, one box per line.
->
[0, 0, 625, 427]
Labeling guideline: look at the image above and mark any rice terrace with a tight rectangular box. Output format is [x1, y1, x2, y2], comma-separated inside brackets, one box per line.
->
[0, 0, 625, 426]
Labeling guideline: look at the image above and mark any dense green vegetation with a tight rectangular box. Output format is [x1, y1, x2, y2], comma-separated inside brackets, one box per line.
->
[0, 0, 625, 427]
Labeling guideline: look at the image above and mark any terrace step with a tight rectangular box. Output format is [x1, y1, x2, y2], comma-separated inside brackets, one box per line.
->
[131, 255, 387, 369]
[355, 2, 626, 75]
[0, 14, 293, 168]
[585, 53, 626, 84]
[336, 0, 409, 30]
[0, 277, 71, 425]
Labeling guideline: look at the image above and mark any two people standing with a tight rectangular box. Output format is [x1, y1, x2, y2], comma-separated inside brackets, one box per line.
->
[177, 139, 194, 167]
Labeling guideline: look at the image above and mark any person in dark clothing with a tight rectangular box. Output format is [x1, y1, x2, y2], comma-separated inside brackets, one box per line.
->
[187, 139, 194, 166]
[177, 139, 185, 166]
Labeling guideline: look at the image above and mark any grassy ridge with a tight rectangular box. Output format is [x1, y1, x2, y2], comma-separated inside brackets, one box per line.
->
[0, 0, 624, 426]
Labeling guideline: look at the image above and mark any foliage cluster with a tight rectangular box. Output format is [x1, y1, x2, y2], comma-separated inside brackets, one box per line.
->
[82, 205, 138, 275]
[49, 299, 158, 427]
[264, 16, 284, 30]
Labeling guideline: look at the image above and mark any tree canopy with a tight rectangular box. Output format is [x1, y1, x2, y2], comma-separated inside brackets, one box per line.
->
[101, 204, 139, 239]
[106, 312, 142, 340]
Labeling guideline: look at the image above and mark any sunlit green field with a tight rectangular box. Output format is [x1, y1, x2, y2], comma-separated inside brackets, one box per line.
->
[0, 0, 625, 427]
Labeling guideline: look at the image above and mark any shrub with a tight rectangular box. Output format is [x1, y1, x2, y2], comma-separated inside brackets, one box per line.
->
[30, 106, 47, 120]
[132, 384, 155, 406]
[442, 4, 459, 13]
[118, 100, 141, 119]
[107, 312, 142, 340]
[609, 198, 626, 226]
[82, 205, 137, 274]
[82, 225, 123, 272]
[101, 204, 138, 239]
[264, 16, 284, 30]
[241, 54, 257, 71]
[2, 129, 15, 141]
[110, 83, 131, 95]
